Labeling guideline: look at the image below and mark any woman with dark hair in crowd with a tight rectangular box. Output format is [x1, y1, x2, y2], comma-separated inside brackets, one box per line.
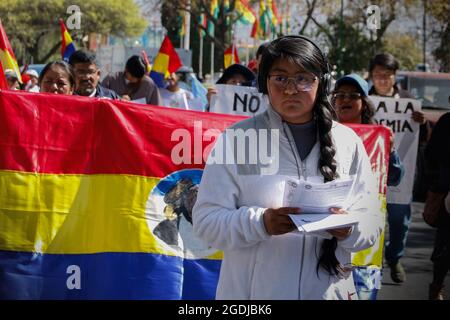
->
[39, 60, 75, 95]
[333, 73, 405, 300]
[193, 36, 382, 299]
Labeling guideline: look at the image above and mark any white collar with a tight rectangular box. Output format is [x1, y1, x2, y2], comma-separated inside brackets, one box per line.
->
[88, 88, 97, 97]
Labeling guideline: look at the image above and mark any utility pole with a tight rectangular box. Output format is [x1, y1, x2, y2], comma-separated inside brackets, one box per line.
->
[422, 0, 426, 69]
[183, 0, 191, 51]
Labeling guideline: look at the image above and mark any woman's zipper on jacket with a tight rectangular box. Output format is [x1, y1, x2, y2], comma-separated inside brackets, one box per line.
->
[301, 160, 307, 181]
[282, 121, 308, 298]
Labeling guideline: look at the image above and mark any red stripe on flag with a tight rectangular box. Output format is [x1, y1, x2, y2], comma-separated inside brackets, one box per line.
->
[158, 36, 182, 74]
[0, 58, 8, 90]
[347, 124, 390, 195]
[0, 91, 244, 177]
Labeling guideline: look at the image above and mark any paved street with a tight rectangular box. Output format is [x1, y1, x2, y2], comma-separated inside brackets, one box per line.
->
[378, 202, 450, 300]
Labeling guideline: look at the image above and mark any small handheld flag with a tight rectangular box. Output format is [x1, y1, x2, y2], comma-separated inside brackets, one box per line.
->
[0, 19, 22, 83]
[150, 36, 182, 88]
[59, 19, 76, 62]
[224, 44, 240, 69]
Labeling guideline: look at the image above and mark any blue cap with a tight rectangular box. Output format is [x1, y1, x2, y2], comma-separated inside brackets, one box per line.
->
[334, 73, 369, 97]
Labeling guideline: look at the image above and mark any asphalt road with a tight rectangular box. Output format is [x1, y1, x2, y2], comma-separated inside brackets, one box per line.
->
[378, 202, 450, 300]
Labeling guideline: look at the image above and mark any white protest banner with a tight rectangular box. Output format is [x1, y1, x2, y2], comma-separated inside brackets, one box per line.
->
[209, 84, 268, 116]
[371, 96, 421, 204]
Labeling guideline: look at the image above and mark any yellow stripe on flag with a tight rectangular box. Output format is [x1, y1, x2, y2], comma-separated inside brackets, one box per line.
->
[63, 31, 73, 46]
[152, 52, 170, 76]
[351, 194, 387, 267]
[0, 48, 22, 83]
[0, 171, 170, 255]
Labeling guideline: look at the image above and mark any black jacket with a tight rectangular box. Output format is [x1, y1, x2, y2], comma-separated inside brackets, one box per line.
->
[95, 85, 120, 99]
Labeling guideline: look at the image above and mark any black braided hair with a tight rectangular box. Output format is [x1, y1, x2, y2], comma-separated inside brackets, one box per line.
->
[314, 79, 341, 277]
[259, 36, 344, 276]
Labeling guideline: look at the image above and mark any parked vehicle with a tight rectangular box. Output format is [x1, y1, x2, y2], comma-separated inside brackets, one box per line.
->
[396, 71, 450, 201]
[397, 71, 450, 124]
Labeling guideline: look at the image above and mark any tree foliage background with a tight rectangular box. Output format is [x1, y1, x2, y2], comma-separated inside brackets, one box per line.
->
[0, 0, 147, 64]
[155, 0, 444, 76]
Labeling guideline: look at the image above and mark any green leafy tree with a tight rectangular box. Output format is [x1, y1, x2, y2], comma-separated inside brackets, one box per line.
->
[159, 0, 258, 76]
[324, 17, 373, 75]
[0, 0, 147, 64]
[381, 33, 422, 71]
[428, 0, 450, 72]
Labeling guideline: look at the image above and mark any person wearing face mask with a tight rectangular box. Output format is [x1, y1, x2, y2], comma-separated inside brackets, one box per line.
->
[159, 70, 194, 110]
[69, 50, 119, 99]
[101, 55, 162, 106]
[38, 61, 74, 95]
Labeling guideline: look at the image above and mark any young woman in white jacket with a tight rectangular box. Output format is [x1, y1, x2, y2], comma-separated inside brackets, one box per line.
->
[192, 36, 383, 300]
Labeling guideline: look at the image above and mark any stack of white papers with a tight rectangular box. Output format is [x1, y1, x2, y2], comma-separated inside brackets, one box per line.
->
[284, 178, 360, 233]
[289, 213, 359, 233]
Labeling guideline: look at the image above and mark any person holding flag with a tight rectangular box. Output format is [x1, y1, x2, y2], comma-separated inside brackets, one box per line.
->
[149, 35, 183, 89]
[159, 68, 194, 110]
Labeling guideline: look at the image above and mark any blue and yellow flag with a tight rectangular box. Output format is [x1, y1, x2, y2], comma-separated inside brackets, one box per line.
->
[0, 90, 245, 299]
[0, 90, 390, 299]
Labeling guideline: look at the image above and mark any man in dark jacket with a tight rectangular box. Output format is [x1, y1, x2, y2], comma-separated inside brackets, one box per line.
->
[69, 50, 120, 99]
[424, 112, 450, 300]
[101, 55, 162, 106]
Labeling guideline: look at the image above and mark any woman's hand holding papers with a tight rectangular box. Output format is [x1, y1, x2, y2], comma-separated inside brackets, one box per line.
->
[326, 207, 353, 240]
[263, 207, 301, 235]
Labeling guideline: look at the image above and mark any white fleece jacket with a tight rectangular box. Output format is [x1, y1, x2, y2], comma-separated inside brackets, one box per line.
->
[193, 106, 383, 300]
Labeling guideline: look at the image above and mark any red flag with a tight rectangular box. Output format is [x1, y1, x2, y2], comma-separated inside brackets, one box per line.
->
[224, 44, 240, 69]
[150, 35, 183, 87]
[0, 59, 8, 90]
[251, 19, 259, 38]
[0, 19, 22, 83]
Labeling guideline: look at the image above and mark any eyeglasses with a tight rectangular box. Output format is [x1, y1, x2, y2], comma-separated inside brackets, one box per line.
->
[268, 74, 317, 92]
[332, 92, 362, 100]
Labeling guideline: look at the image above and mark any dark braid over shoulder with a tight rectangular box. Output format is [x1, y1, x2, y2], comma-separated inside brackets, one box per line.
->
[315, 90, 343, 277]
[315, 96, 338, 182]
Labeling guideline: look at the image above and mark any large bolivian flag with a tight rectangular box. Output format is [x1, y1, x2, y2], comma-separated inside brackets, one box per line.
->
[0, 90, 243, 299]
[0, 90, 389, 299]
[348, 124, 389, 268]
